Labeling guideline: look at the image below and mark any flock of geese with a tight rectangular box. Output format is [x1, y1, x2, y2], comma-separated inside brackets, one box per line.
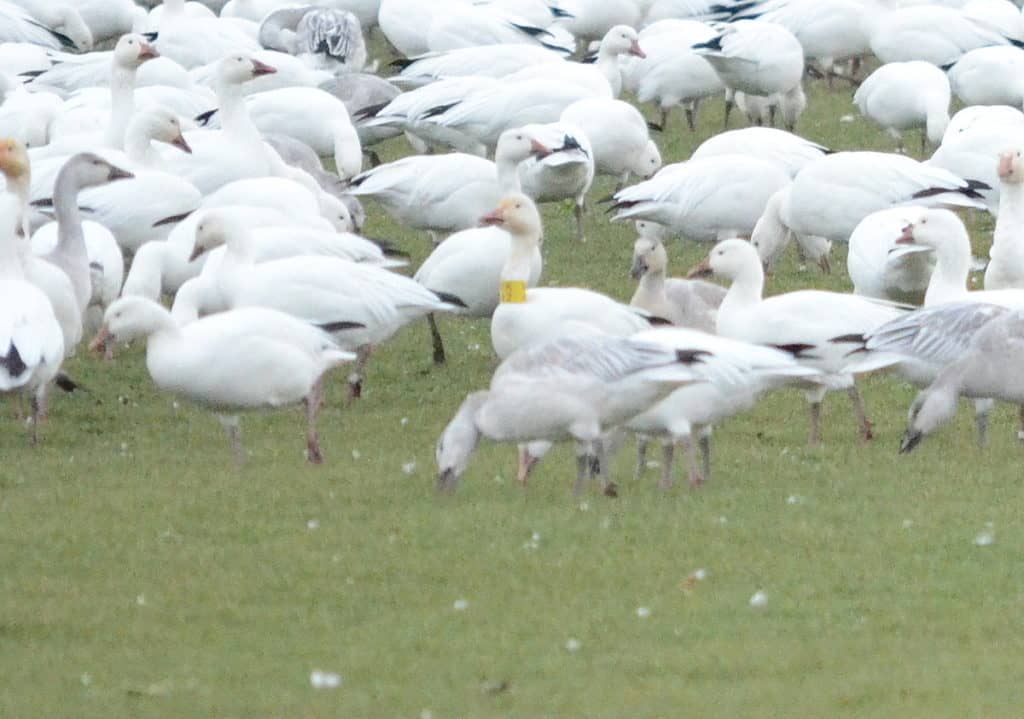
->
[1, 0, 1024, 494]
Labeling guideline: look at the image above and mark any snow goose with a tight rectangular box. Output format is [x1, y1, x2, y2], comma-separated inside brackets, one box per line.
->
[31, 108, 200, 254]
[947, 45, 1024, 107]
[425, 3, 573, 54]
[560, 97, 661, 185]
[928, 107, 1024, 213]
[691, 127, 828, 179]
[0, 0, 92, 51]
[688, 238, 903, 444]
[188, 50, 329, 96]
[485, 194, 655, 360]
[610, 155, 791, 242]
[378, 0, 453, 57]
[629, 232, 725, 331]
[37, 153, 133, 321]
[751, 151, 990, 248]
[347, 127, 553, 241]
[853, 61, 951, 153]
[391, 44, 565, 88]
[847, 206, 935, 303]
[0, 75, 62, 150]
[435, 331, 706, 495]
[186, 210, 457, 398]
[258, 6, 368, 74]
[692, 20, 804, 128]
[196, 86, 362, 180]
[59, 0, 143, 44]
[864, 0, 1021, 66]
[0, 192, 65, 442]
[748, 187, 833, 273]
[900, 307, 1024, 453]
[626, 327, 821, 488]
[620, 19, 722, 131]
[503, 24, 647, 98]
[895, 207, 1024, 307]
[148, 0, 259, 68]
[318, 74, 401, 158]
[985, 149, 1024, 289]
[552, 0, 642, 43]
[91, 296, 354, 464]
[517, 122, 594, 242]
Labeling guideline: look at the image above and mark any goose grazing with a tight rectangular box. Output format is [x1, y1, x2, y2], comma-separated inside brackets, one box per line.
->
[485, 194, 655, 360]
[626, 327, 821, 489]
[37, 153, 133, 320]
[629, 228, 725, 332]
[853, 61, 951, 153]
[560, 98, 661, 186]
[900, 307, 1024, 453]
[620, 19, 723, 131]
[91, 296, 354, 464]
[847, 207, 935, 304]
[0, 192, 64, 443]
[985, 149, 1024, 290]
[751, 151, 990, 248]
[435, 331, 707, 496]
[610, 155, 791, 242]
[692, 20, 805, 129]
[688, 239, 903, 444]
[186, 210, 458, 399]
[0, 0, 92, 51]
[347, 127, 553, 242]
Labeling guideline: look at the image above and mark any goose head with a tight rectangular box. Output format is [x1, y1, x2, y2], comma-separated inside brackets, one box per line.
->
[113, 33, 159, 69]
[632, 139, 662, 180]
[687, 238, 760, 280]
[90, 296, 172, 352]
[0, 138, 30, 183]
[635, 220, 668, 242]
[998, 148, 1024, 185]
[893, 208, 965, 253]
[900, 384, 957, 454]
[630, 237, 667, 280]
[129, 107, 191, 154]
[435, 391, 488, 492]
[495, 128, 552, 164]
[217, 55, 278, 86]
[189, 210, 240, 262]
[318, 193, 355, 233]
[480, 193, 543, 238]
[600, 25, 645, 59]
[56, 153, 134, 192]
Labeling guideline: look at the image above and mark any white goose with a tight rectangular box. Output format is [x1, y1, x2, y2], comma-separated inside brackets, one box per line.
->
[0, 0, 92, 51]
[610, 154, 791, 242]
[847, 206, 935, 303]
[688, 238, 903, 444]
[186, 210, 457, 398]
[690, 126, 829, 178]
[92, 296, 354, 464]
[435, 331, 705, 496]
[425, 2, 574, 54]
[947, 45, 1024, 108]
[853, 61, 951, 153]
[985, 149, 1024, 290]
[485, 194, 656, 360]
[391, 44, 565, 88]
[517, 122, 594, 242]
[0, 192, 64, 443]
[560, 97, 661, 185]
[147, 0, 259, 69]
[552, 0, 642, 42]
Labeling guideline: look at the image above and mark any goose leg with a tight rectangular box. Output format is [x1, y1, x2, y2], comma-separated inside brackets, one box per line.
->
[809, 401, 823, 446]
[699, 429, 712, 484]
[658, 440, 675, 490]
[723, 96, 733, 130]
[305, 377, 326, 464]
[682, 434, 705, 487]
[1018, 404, 1024, 445]
[659, 106, 670, 132]
[595, 439, 617, 497]
[347, 345, 373, 402]
[634, 436, 648, 481]
[685, 103, 696, 131]
[29, 386, 46, 445]
[573, 446, 590, 496]
[573, 201, 586, 243]
[428, 313, 446, 365]
[974, 398, 994, 447]
[516, 444, 540, 484]
[219, 414, 245, 466]
[847, 385, 873, 441]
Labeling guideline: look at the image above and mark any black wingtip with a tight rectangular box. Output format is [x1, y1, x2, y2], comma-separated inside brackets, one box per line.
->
[194, 109, 217, 127]
[647, 315, 674, 326]
[353, 101, 389, 122]
[318, 320, 367, 332]
[769, 343, 819, 359]
[143, 32, 159, 42]
[433, 290, 468, 308]
[55, 372, 81, 393]
[676, 349, 711, 364]
[830, 333, 866, 345]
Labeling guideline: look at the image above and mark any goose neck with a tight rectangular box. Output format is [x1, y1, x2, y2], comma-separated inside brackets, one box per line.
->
[124, 125, 160, 167]
[53, 170, 86, 257]
[495, 154, 523, 194]
[499, 228, 539, 285]
[997, 181, 1024, 224]
[924, 239, 970, 305]
[105, 63, 137, 149]
[719, 262, 764, 315]
[215, 81, 261, 144]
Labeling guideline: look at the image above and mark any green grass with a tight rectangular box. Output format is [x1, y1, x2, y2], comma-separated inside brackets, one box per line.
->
[3, 72, 1021, 718]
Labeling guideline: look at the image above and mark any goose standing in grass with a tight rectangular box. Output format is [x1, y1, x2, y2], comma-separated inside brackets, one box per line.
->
[560, 97, 661, 186]
[985, 149, 1024, 290]
[688, 239, 903, 444]
[185, 210, 458, 399]
[853, 61, 951, 154]
[900, 307, 1024, 453]
[0, 193, 64, 443]
[847, 206, 935, 304]
[610, 155, 791, 242]
[626, 327, 822, 489]
[435, 331, 707, 496]
[91, 296, 353, 464]
[485, 194, 656, 360]
[628, 228, 725, 331]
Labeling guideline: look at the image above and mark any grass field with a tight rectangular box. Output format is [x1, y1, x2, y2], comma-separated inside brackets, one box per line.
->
[4, 64, 1023, 718]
